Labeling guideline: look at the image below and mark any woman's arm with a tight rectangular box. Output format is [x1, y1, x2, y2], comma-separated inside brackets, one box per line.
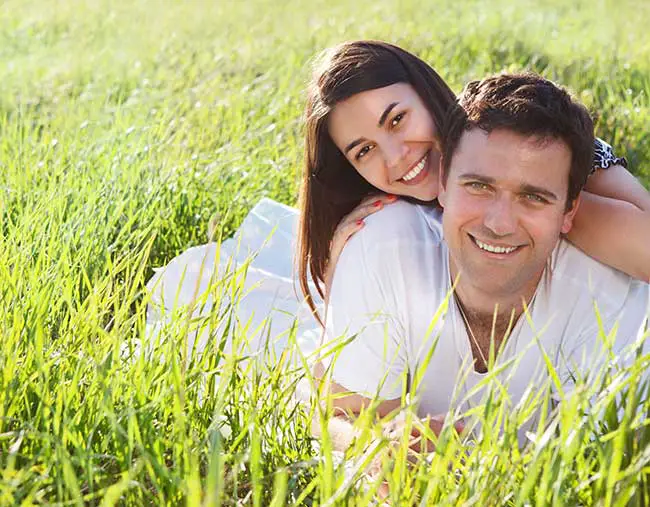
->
[583, 163, 650, 211]
[568, 164, 650, 281]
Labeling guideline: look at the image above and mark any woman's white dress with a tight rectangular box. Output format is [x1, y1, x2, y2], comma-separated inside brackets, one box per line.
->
[145, 198, 323, 361]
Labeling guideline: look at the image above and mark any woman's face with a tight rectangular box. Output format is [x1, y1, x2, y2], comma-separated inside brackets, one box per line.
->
[328, 83, 440, 201]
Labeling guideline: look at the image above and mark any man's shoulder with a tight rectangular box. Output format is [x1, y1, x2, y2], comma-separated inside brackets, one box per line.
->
[335, 200, 446, 284]
[360, 200, 443, 244]
[549, 239, 649, 315]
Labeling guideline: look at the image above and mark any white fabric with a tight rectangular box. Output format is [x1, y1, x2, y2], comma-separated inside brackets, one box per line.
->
[145, 198, 322, 360]
[325, 201, 649, 424]
[146, 197, 648, 436]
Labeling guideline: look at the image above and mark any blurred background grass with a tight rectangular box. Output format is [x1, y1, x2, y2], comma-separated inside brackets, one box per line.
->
[1, 0, 648, 263]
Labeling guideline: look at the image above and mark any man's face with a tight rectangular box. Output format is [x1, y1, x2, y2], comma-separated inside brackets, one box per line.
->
[438, 128, 579, 299]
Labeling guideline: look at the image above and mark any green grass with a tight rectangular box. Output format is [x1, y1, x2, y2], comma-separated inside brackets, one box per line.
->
[0, 0, 648, 504]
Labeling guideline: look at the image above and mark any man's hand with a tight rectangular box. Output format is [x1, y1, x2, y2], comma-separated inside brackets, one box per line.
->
[383, 412, 466, 454]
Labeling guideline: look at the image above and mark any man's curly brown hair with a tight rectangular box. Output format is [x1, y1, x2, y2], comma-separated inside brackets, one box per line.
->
[441, 73, 594, 210]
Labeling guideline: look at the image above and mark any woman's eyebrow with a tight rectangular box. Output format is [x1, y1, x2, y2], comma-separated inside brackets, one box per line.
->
[344, 101, 401, 154]
[377, 102, 399, 127]
[344, 138, 364, 154]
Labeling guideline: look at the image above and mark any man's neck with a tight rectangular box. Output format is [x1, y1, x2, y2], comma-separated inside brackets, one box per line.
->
[453, 282, 530, 323]
[449, 260, 541, 320]
[449, 257, 543, 372]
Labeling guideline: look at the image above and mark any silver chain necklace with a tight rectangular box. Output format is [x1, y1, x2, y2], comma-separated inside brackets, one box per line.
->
[454, 294, 489, 370]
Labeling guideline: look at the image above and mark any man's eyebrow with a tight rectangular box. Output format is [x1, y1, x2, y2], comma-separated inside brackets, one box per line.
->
[377, 102, 400, 127]
[519, 184, 558, 201]
[457, 173, 496, 183]
[458, 173, 559, 201]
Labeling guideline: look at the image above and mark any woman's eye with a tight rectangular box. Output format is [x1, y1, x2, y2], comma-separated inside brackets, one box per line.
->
[355, 145, 374, 160]
[390, 112, 405, 127]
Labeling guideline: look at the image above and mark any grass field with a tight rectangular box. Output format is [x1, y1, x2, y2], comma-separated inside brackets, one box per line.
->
[1, 0, 649, 504]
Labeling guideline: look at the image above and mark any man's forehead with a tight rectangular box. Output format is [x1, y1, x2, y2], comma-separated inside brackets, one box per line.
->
[451, 128, 572, 189]
[456, 127, 568, 153]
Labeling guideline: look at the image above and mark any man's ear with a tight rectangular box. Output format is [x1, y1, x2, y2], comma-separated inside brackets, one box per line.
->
[437, 156, 448, 208]
[560, 192, 581, 234]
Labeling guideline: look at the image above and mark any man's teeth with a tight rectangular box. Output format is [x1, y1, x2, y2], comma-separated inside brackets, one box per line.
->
[401, 155, 427, 182]
[475, 238, 517, 254]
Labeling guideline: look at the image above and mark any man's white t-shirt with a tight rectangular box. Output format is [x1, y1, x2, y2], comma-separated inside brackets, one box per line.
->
[325, 201, 648, 422]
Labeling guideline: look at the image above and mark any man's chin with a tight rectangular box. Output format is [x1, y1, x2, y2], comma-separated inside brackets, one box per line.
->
[458, 268, 522, 297]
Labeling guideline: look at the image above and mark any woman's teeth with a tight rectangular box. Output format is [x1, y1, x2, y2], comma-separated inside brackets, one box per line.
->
[475, 238, 517, 254]
[401, 155, 427, 182]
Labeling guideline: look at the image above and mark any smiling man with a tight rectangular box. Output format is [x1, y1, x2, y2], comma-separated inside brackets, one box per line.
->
[321, 73, 649, 446]
[435, 75, 594, 374]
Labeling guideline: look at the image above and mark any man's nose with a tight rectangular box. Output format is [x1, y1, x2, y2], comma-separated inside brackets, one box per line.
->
[483, 196, 517, 237]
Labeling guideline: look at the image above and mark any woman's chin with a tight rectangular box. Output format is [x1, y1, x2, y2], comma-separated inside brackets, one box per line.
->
[402, 180, 439, 202]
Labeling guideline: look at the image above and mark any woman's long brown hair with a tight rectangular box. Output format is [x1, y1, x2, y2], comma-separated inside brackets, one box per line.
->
[297, 40, 456, 326]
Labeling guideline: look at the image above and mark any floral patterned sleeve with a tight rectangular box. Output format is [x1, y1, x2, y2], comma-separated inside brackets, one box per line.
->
[592, 138, 628, 173]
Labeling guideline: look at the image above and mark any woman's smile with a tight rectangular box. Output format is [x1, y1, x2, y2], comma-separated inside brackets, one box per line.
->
[399, 152, 430, 184]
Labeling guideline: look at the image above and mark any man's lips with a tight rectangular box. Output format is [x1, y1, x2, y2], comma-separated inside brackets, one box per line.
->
[468, 234, 525, 256]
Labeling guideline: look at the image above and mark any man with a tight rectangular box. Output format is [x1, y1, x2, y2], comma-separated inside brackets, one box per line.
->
[318, 73, 649, 448]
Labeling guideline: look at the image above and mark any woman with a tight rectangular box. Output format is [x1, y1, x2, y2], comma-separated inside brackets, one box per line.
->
[297, 40, 650, 325]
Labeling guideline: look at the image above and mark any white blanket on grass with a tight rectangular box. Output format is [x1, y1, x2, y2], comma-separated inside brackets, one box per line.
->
[145, 198, 322, 362]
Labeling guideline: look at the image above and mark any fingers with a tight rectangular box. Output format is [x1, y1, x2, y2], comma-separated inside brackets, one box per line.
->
[376, 412, 467, 458]
[344, 194, 398, 227]
[331, 194, 398, 250]
[453, 418, 466, 435]
[428, 413, 466, 436]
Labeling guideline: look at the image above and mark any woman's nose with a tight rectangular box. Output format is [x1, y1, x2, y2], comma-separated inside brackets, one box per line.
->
[384, 141, 409, 177]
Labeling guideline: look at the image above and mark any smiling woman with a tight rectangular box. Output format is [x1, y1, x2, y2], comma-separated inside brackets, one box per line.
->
[297, 41, 457, 322]
[327, 82, 440, 201]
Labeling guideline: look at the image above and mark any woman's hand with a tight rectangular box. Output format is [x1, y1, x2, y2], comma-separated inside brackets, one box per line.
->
[323, 194, 398, 301]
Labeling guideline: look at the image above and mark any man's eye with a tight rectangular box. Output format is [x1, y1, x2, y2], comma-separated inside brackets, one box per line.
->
[390, 112, 405, 127]
[355, 145, 374, 160]
[467, 182, 489, 191]
[524, 193, 546, 203]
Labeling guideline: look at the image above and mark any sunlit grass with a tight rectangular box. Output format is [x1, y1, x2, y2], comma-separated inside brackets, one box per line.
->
[0, 0, 648, 504]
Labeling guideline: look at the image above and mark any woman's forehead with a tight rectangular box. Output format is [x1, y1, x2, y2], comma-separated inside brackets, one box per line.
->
[328, 83, 418, 145]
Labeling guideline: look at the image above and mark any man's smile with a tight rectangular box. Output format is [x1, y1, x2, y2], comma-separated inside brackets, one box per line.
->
[468, 233, 526, 257]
